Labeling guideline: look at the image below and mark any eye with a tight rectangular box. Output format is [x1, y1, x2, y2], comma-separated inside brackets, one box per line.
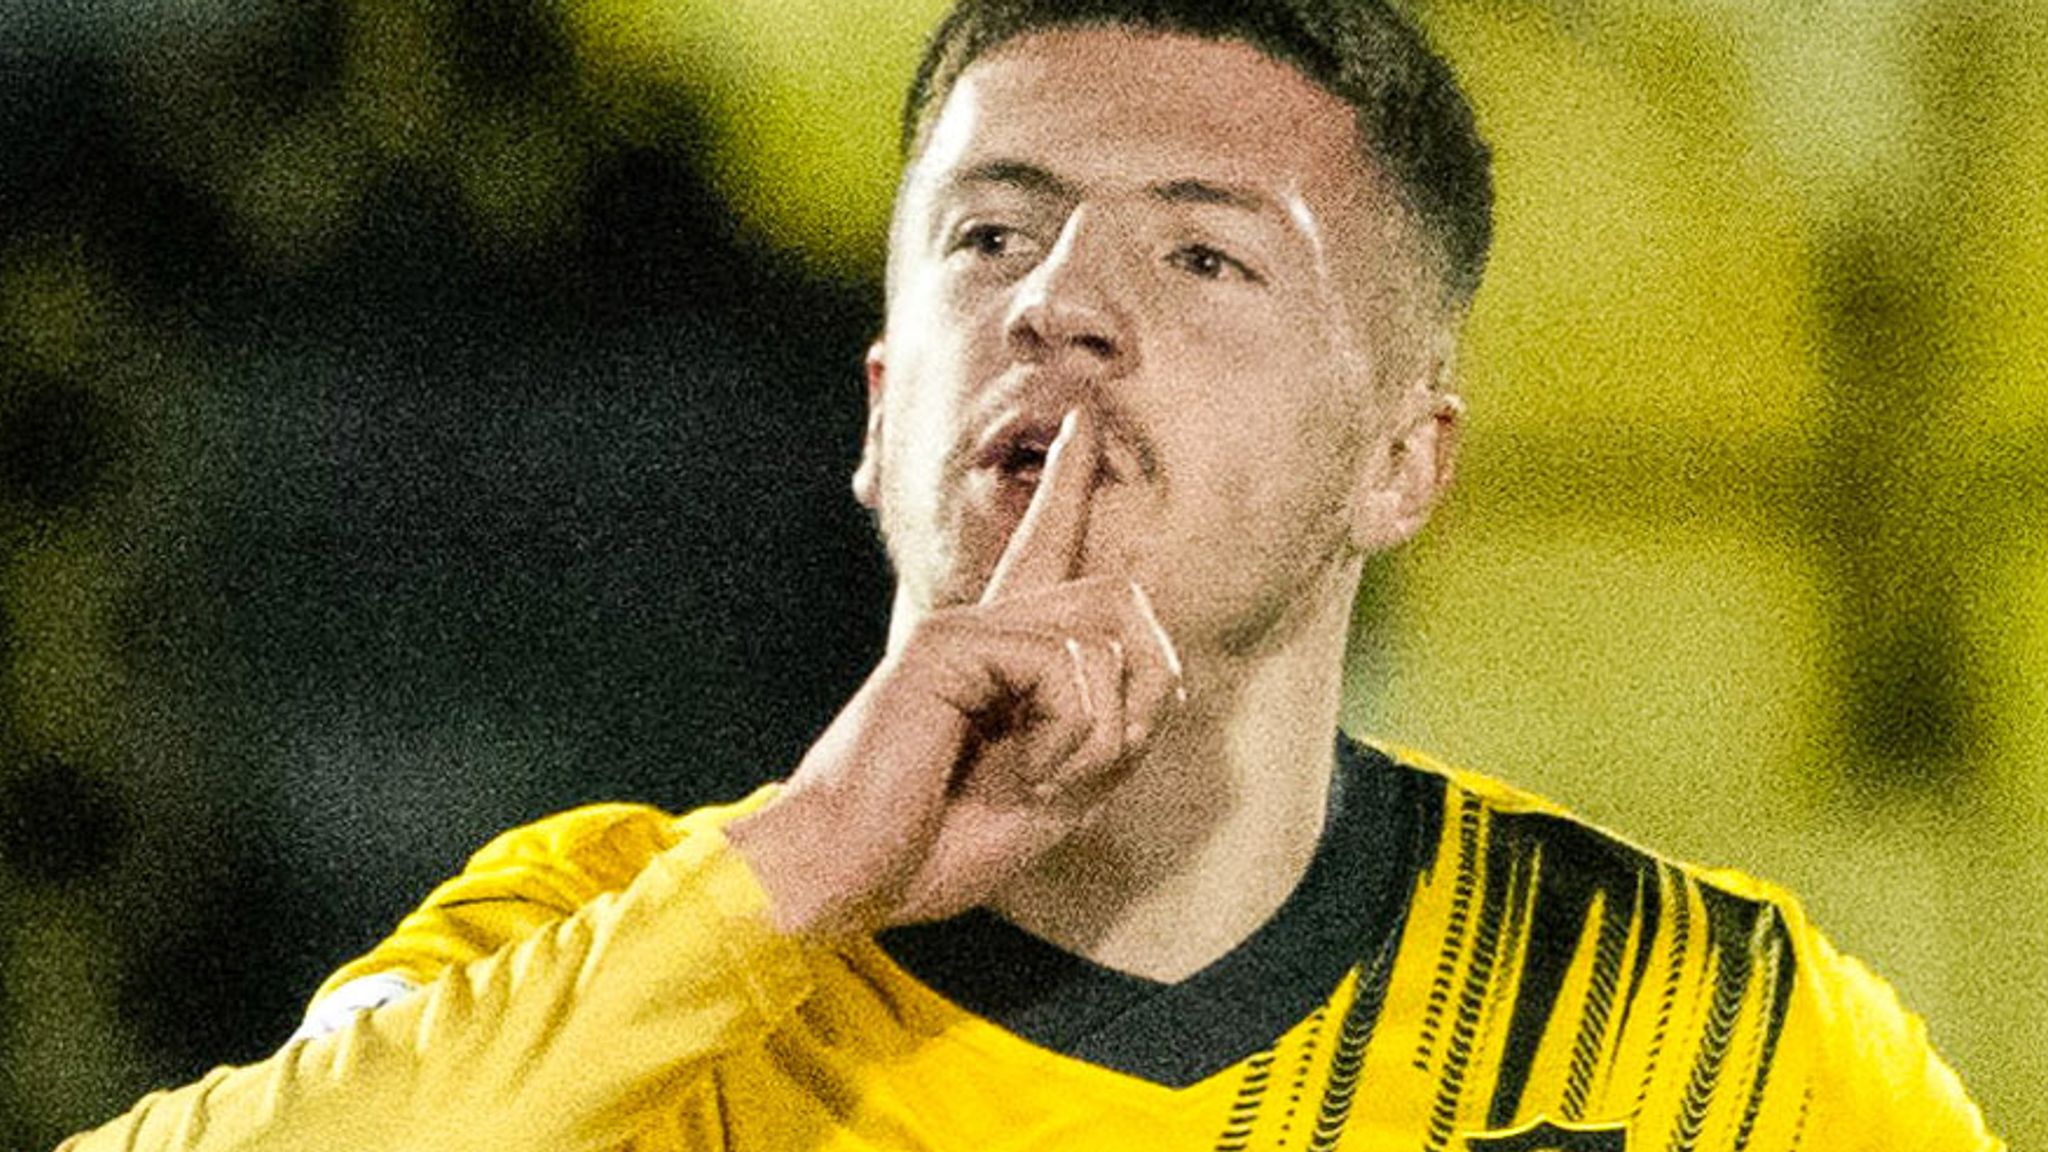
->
[1168, 244, 1261, 284]
[950, 222, 1034, 261]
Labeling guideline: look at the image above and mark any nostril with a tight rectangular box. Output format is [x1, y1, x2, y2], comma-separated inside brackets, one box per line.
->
[1076, 333, 1116, 358]
[1006, 314, 1050, 355]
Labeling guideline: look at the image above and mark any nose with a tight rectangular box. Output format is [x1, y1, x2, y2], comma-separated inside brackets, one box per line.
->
[1004, 211, 1137, 377]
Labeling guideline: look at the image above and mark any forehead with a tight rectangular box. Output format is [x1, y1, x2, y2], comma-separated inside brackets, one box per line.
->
[907, 27, 1378, 212]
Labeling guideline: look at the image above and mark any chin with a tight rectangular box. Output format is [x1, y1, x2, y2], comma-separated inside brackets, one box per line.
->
[914, 518, 1013, 607]
[898, 545, 1000, 614]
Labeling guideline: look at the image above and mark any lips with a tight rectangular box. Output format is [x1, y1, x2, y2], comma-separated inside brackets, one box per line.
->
[973, 412, 1062, 483]
[972, 408, 1146, 491]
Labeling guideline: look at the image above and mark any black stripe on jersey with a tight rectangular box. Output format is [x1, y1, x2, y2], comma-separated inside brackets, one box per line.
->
[1560, 865, 1642, 1119]
[1730, 911, 1795, 1150]
[1487, 839, 1542, 1125]
[1632, 863, 1694, 1117]
[1213, 1048, 1277, 1152]
[1309, 928, 1404, 1151]
[1603, 852, 1665, 1083]
[1414, 790, 1486, 1071]
[1666, 885, 1784, 1151]
[1275, 1005, 1330, 1145]
[1481, 812, 1659, 1130]
[1424, 810, 1524, 1152]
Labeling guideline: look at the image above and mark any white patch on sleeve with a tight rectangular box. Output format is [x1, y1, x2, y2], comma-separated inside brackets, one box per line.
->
[289, 972, 421, 1042]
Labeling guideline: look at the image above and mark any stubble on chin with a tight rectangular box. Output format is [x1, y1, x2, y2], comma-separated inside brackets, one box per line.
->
[878, 475, 988, 614]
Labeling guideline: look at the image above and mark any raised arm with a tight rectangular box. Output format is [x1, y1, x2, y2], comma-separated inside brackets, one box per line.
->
[61, 408, 1184, 1151]
[59, 803, 810, 1152]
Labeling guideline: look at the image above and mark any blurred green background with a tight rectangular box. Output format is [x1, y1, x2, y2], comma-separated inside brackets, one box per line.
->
[2, 0, 2040, 1147]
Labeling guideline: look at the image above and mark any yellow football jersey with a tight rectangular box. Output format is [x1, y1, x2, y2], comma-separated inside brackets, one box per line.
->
[65, 738, 2000, 1151]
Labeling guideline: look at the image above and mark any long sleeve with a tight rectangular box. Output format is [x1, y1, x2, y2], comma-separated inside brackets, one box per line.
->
[58, 804, 814, 1152]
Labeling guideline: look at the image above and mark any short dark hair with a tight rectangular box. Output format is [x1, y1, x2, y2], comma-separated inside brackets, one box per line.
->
[900, 0, 1494, 310]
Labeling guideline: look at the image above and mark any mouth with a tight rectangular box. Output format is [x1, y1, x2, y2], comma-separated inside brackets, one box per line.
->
[996, 437, 1051, 485]
[973, 415, 1061, 486]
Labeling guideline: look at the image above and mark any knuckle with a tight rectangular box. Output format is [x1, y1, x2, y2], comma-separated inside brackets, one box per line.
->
[1122, 717, 1150, 749]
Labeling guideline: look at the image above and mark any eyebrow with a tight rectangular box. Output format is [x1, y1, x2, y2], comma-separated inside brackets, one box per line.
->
[1151, 178, 1279, 218]
[948, 160, 1078, 201]
[950, 159, 1269, 207]
[946, 163, 1279, 220]
[933, 160, 1302, 262]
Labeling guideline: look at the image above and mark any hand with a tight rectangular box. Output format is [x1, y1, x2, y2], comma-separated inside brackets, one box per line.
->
[727, 407, 1185, 936]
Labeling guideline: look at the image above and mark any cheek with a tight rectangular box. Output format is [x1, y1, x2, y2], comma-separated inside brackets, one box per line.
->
[1153, 343, 1365, 545]
[880, 389, 953, 509]
[1154, 319, 1354, 466]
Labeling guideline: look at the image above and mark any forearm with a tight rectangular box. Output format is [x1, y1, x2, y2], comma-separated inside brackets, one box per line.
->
[60, 824, 812, 1152]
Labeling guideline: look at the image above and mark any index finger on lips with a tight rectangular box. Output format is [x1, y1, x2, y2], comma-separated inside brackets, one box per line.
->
[981, 407, 1100, 605]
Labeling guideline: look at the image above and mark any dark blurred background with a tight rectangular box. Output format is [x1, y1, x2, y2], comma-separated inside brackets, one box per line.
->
[2, 1, 2042, 1147]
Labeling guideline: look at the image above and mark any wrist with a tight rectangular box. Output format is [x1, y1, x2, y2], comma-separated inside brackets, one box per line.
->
[726, 795, 870, 939]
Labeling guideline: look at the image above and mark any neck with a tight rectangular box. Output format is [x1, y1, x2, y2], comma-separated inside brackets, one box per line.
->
[985, 575, 1360, 983]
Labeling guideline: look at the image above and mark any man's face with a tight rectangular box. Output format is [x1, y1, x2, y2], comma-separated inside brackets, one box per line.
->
[860, 27, 1453, 655]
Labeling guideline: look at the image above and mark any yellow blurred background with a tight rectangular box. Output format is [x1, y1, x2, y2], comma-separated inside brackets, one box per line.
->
[1, 0, 2040, 1145]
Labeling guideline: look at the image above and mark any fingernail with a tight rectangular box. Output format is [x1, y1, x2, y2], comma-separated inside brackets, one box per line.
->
[1064, 636, 1095, 718]
[1128, 581, 1185, 680]
[1048, 408, 1081, 457]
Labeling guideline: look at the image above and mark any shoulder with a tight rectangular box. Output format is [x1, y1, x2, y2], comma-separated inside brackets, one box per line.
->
[306, 786, 783, 1011]
[1365, 735, 1860, 1015]
[1367, 735, 1802, 912]
[440, 787, 783, 905]
[450, 795, 762, 904]
[1360, 735, 2001, 1149]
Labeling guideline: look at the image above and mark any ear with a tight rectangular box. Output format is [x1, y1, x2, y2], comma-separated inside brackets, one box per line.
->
[851, 340, 888, 509]
[1350, 386, 1462, 555]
